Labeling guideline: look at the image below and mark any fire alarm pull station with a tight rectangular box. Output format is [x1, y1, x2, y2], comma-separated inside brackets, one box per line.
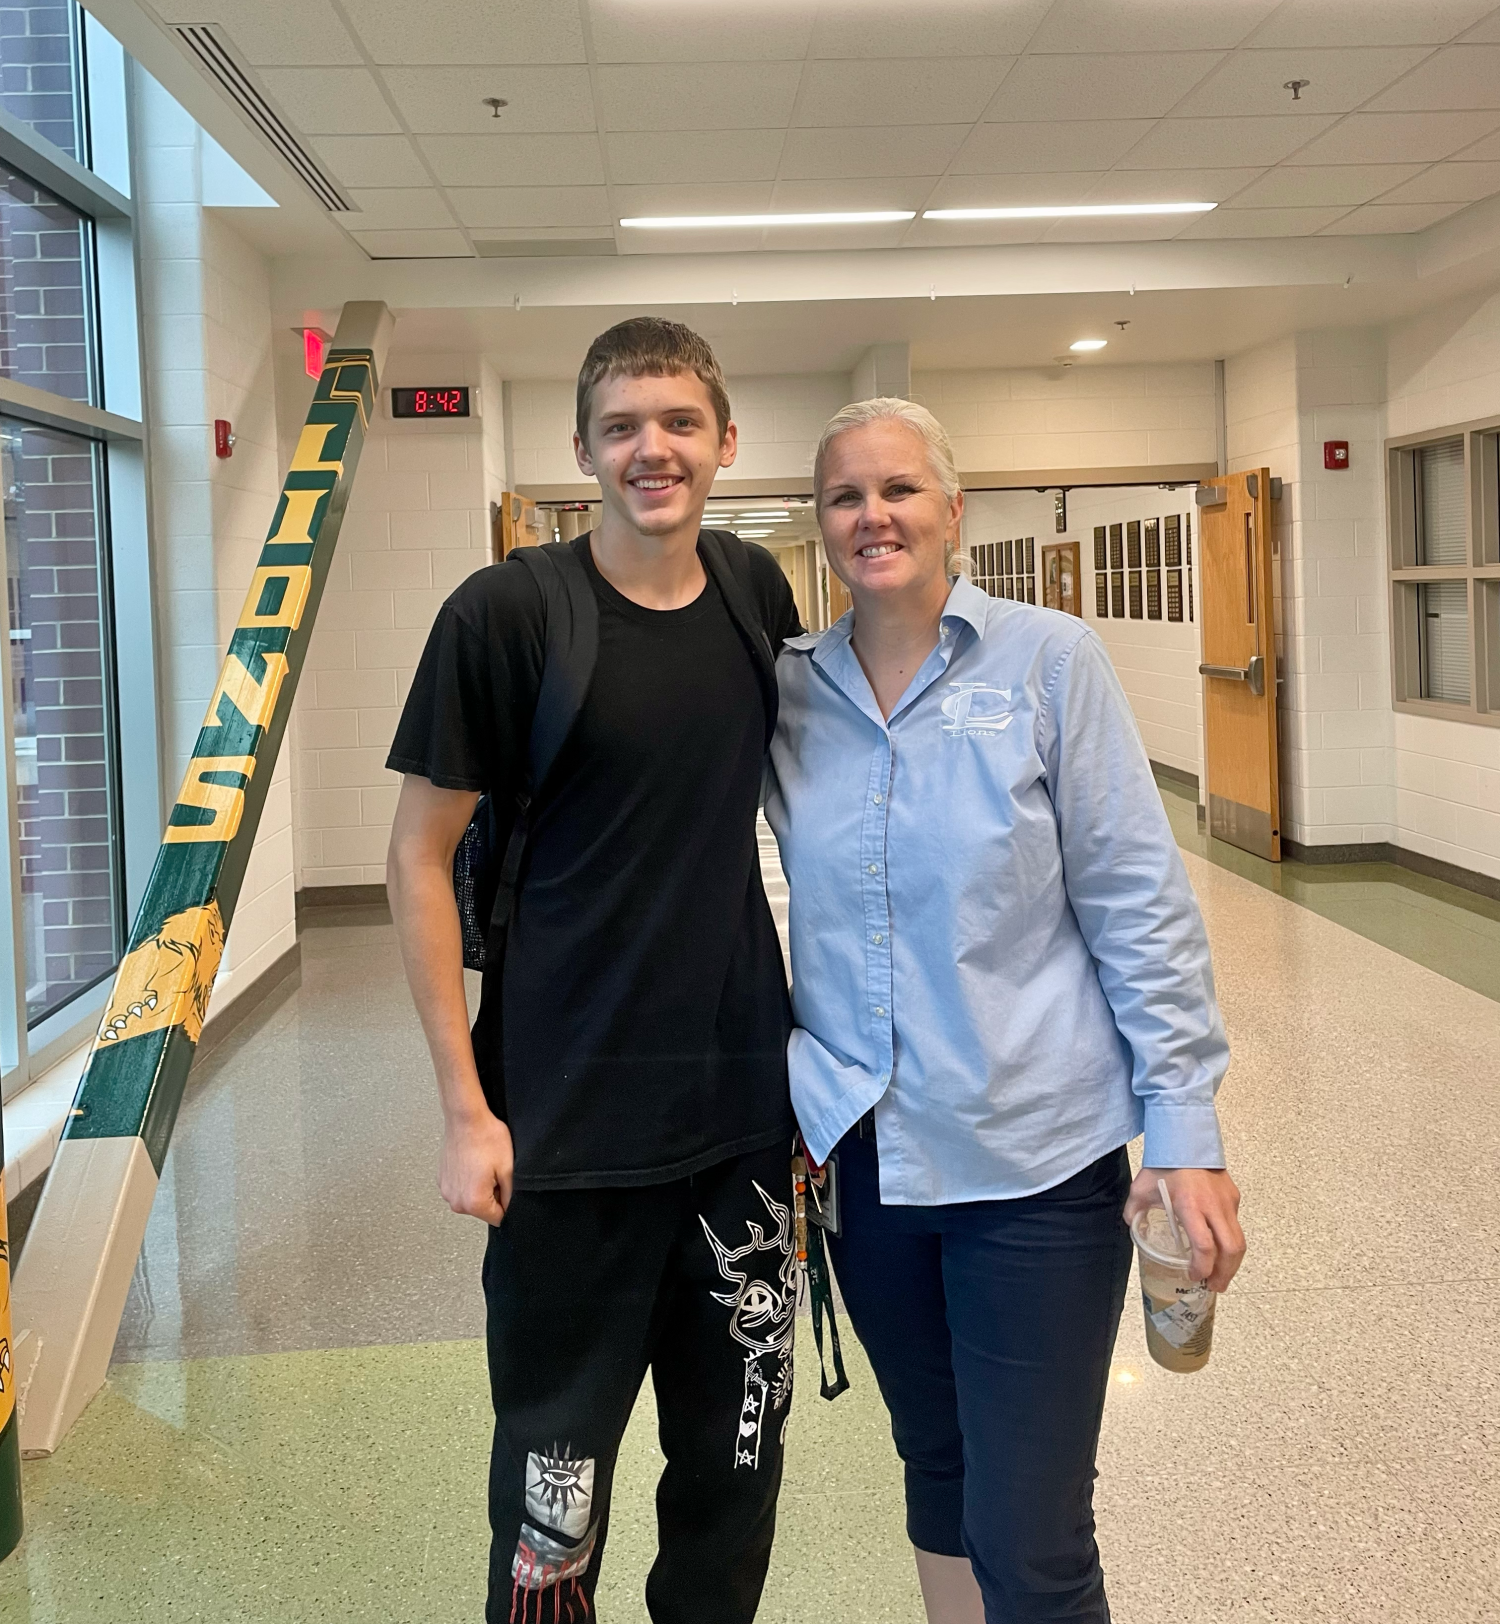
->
[214, 419, 235, 458]
[1324, 440, 1349, 470]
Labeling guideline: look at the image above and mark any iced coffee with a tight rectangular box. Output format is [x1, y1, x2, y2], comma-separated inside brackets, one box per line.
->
[1131, 1205, 1215, 1373]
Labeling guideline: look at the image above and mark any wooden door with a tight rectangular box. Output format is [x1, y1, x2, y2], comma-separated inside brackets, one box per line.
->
[1042, 541, 1082, 616]
[1197, 469, 1281, 861]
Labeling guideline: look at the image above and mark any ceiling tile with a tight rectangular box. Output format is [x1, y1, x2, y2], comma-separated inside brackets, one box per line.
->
[311, 135, 431, 187]
[953, 121, 1153, 173]
[1027, 0, 1279, 52]
[982, 53, 1227, 123]
[1366, 45, 1500, 110]
[345, 186, 456, 228]
[157, 0, 360, 65]
[596, 63, 799, 131]
[1118, 115, 1338, 167]
[778, 125, 969, 180]
[420, 133, 605, 186]
[339, 0, 585, 65]
[1171, 47, 1430, 117]
[767, 177, 935, 212]
[613, 182, 776, 217]
[258, 67, 400, 135]
[605, 130, 785, 185]
[792, 58, 1013, 128]
[348, 227, 473, 258]
[382, 67, 597, 134]
[617, 221, 909, 256]
[1464, 9, 1500, 38]
[810, 0, 1052, 57]
[1378, 158, 1500, 200]
[1175, 205, 1352, 237]
[448, 186, 611, 228]
[1228, 163, 1428, 207]
[1318, 201, 1468, 232]
[589, 2, 814, 63]
[1041, 213, 1204, 242]
[1251, 0, 1495, 48]
[1290, 110, 1500, 163]
[924, 172, 1107, 209]
[903, 216, 1051, 248]
[1082, 167, 1266, 203]
[1454, 128, 1500, 158]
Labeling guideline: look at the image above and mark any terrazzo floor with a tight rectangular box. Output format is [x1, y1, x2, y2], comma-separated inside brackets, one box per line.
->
[0, 798, 1497, 1621]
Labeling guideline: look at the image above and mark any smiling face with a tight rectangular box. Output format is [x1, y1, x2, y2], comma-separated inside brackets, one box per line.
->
[816, 419, 964, 605]
[574, 370, 737, 539]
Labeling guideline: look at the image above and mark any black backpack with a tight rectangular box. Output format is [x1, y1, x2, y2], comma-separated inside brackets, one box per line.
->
[453, 530, 780, 972]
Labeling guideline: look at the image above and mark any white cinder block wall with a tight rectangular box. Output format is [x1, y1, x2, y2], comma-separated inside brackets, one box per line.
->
[913, 363, 1217, 474]
[1226, 331, 1396, 855]
[288, 347, 499, 889]
[963, 486, 1205, 779]
[1385, 288, 1500, 882]
[135, 73, 294, 1011]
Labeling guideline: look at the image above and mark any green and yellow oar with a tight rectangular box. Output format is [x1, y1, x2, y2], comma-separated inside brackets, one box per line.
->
[7, 302, 394, 1478]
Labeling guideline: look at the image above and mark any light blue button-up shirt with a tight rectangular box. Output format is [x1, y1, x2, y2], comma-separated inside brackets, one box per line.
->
[765, 575, 1228, 1205]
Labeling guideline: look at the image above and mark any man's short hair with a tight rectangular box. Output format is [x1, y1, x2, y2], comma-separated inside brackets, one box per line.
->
[576, 317, 732, 445]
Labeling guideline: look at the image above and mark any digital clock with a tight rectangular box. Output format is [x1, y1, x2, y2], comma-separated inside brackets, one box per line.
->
[391, 386, 471, 418]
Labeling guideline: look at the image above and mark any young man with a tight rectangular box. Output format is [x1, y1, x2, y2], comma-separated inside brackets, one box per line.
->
[385, 318, 802, 1624]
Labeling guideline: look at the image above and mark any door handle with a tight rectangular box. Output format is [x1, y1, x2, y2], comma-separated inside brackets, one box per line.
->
[1199, 655, 1266, 697]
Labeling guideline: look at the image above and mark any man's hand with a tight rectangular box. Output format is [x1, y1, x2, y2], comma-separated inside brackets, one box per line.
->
[440, 1106, 514, 1225]
[1123, 1166, 1244, 1293]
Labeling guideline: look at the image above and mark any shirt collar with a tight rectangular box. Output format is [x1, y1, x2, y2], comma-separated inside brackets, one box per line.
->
[785, 574, 993, 663]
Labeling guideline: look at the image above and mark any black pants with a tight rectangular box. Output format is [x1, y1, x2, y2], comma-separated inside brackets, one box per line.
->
[482, 1140, 795, 1623]
[828, 1130, 1133, 1624]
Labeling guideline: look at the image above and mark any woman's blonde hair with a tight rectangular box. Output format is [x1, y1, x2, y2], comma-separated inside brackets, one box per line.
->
[812, 396, 966, 573]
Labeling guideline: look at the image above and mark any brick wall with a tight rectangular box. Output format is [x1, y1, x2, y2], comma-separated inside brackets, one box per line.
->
[3, 420, 117, 1022]
[0, 2, 81, 159]
[0, 160, 91, 402]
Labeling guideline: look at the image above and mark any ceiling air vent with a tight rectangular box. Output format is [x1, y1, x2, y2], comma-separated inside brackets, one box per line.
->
[173, 24, 352, 212]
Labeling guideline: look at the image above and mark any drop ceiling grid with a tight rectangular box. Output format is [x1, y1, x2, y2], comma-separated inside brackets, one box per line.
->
[158, 0, 1500, 257]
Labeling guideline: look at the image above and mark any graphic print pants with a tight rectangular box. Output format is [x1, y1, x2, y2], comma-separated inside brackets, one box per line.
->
[481, 1140, 796, 1624]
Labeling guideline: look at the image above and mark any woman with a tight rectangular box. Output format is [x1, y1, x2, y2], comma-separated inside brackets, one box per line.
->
[765, 399, 1244, 1624]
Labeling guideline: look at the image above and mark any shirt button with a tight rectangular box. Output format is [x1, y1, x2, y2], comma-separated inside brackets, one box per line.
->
[867, 863, 878, 874]
[872, 933, 884, 944]
[873, 793, 883, 804]
[874, 1006, 885, 1017]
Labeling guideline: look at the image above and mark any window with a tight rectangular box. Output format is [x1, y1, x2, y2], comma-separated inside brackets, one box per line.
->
[1387, 417, 1500, 725]
[0, 2, 149, 1094]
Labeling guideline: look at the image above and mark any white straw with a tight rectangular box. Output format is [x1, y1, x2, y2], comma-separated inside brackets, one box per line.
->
[1156, 1177, 1184, 1252]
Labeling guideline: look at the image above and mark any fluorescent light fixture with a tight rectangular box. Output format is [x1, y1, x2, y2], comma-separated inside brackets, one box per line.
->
[923, 202, 1216, 220]
[737, 529, 776, 537]
[620, 210, 915, 229]
[1070, 339, 1108, 352]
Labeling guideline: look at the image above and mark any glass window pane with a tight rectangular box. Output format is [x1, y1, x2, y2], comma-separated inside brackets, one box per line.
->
[0, 158, 94, 403]
[1416, 440, 1466, 565]
[2, 418, 122, 1026]
[0, 2, 85, 160]
[1418, 580, 1470, 706]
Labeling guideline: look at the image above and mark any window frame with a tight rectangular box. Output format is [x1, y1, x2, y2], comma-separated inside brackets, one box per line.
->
[1386, 413, 1500, 729]
[0, 19, 158, 1100]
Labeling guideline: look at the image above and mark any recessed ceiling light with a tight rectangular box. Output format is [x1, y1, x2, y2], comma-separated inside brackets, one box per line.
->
[924, 202, 1215, 221]
[620, 211, 915, 229]
[1070, 339, 1108, 352]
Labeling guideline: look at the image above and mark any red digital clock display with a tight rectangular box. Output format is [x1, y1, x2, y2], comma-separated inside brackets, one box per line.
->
[391, 386, 471, 418]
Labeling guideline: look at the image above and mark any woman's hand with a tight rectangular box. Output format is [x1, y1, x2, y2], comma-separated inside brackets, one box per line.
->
[1124, 1166, 1244, 1293]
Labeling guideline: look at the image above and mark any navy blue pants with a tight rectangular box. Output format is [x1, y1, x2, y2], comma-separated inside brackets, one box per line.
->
[827, 1128, 1133, 1624]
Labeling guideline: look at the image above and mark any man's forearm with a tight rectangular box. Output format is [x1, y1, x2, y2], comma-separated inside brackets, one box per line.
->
[388, 853, 491, 1122]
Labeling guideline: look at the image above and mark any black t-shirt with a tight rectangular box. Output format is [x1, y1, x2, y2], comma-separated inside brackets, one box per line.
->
[387, 534, 802, 1190]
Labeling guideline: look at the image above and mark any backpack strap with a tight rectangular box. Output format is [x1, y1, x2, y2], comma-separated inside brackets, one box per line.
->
[491, 537, 599, 928]
[699, 528, 779, 744]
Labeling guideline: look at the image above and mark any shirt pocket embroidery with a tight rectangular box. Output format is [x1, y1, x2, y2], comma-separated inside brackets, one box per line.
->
[940, 682, 1014, 737]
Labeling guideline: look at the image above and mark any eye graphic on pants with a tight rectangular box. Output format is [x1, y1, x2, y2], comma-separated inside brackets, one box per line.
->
[524, 1450, 596, 1540]
[737, 1280, 779, 1331]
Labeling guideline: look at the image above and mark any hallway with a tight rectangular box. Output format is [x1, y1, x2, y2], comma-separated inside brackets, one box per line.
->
[0, 813, 1497, 1622]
